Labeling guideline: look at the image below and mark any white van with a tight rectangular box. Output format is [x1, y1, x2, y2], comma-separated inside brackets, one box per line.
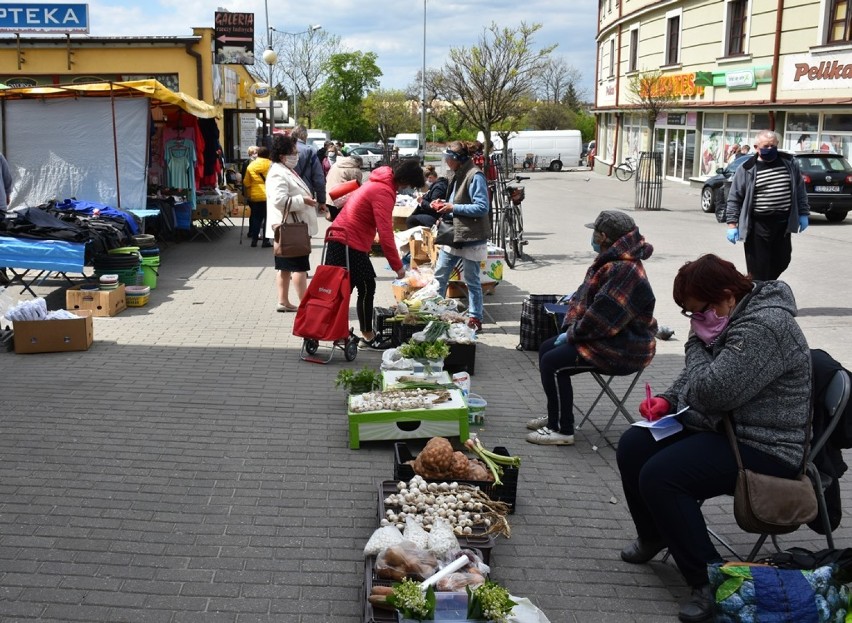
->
[306, 129, 330, 149]
[394, 133, 424, 164]
[478, 130, 582, 171]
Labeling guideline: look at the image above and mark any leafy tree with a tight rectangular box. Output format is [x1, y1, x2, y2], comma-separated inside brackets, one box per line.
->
[411, 69, 467, 142]
[313, 51, 382, 140]
[526, 102, 577, 131]
[363, 89, 418, 160]
[574, 110, 596, 143]
[433, 22, 555, 161]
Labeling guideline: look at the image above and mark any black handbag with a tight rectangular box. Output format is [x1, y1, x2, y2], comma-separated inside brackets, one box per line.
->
[723, 414, 818, 534]
[433, 220, 455, 246]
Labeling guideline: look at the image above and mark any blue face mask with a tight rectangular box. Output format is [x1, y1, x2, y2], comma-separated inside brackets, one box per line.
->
[759, 146, 778, 162]
[591, 234, 601, 253]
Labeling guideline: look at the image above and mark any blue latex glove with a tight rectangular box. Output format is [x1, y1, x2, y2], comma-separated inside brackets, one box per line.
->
[554, 332, 568, 346]
[726, 228, 739, 244]
[799, 215, 809, 233]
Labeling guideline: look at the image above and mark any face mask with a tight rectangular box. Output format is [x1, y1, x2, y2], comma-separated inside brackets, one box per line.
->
[759, 146, 778, 162]
[426, 180, 434, 187]
[284, 154, 299, 169]
[690, 308, 730, 345]
[591, 233, 601, 253]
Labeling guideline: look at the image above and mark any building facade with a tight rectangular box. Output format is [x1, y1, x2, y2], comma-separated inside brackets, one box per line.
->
[0, 28, 261, 162]
[595, 0, 852, 181]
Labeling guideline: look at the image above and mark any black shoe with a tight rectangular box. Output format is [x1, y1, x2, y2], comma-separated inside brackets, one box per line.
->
[250, 239, 258, 248]
[620, 537, 666, 564]
[678, 584, 713, 622]
[261, 240, 273, 248]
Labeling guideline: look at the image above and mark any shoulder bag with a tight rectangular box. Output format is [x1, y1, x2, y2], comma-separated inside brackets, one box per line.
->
[272, 197, 311, 258]
[722, 413, 818, 534]
[432, 219, 455, 246]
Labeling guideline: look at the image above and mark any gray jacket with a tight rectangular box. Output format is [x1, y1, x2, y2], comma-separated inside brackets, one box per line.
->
[725, 151, 809, 241]
[662, 280, 811, 470]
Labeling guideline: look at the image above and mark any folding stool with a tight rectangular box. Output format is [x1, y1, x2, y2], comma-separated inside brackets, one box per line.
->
[544, 302, 643, 450]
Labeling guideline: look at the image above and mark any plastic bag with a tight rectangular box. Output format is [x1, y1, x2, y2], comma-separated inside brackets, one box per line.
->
[375, 541, 439, 581]
[508, 596, 553, 623]
[403, 516, 429, 549]
[443, 547, 490, 576]
[408, 278, 441, 301]
[363, 525, 404, 557]
[381, 348, 415, 371]
[436, 571, 486, 592]
[406, 267, 434, 289]
[427, 517, 459, 556]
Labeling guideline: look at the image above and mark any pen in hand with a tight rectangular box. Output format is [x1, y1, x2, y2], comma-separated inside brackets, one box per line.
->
[645, 382, 652, 405]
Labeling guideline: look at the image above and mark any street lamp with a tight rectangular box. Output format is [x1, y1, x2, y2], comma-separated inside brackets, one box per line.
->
[420, 0, 426, 157]
[270, 24, 322, 126]
[262, 43, 278, 137]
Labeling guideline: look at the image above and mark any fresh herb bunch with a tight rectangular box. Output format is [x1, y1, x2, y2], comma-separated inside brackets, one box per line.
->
[467, 580, 516, 623]
[334, 367, 381, 393]
[387, 579, 436, 621]
[398, 338, 450, 361]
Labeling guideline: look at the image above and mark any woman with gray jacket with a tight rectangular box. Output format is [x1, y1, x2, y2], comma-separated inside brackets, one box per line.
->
[616, 254, 811, 623]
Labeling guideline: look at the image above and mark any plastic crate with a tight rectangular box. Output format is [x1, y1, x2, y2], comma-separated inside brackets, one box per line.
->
[393, 443, 517, 514]
[391, 321, 427, 347]
[377, 481, 494, 562]
[373, 307, 396, 349]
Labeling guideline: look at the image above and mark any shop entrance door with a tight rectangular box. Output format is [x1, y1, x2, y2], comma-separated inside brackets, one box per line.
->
[665, 129, 683, 178]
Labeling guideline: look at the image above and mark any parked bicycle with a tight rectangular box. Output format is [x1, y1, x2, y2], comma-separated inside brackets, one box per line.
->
[497, 174, 530, 269]
[615, 156, 638, 182]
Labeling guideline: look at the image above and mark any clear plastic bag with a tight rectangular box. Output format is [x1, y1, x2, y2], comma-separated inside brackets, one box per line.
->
[375, 541, 439, 581]
[403, 516, 429, 549]
[363, 525, 404, 557]
[426, 517, 459, 556]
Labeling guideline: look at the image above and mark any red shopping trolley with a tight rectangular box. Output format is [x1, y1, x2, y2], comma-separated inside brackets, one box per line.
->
[293, 226, 359, 363]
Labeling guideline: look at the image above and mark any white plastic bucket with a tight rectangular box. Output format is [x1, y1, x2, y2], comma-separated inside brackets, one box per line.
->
[468, 393, 487, 425]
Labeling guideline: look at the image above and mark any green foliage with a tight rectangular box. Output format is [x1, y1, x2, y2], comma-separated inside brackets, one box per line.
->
[363, 89, 419, 145]
[466, 580, 517, 623]
[397, 339, 450, 361]
[387, 579, 436, 620]
[574, 110, 596, 143]
[314, 51, 382, 140]
[334, 367, 382, 393]
[525, 101, 577, 131]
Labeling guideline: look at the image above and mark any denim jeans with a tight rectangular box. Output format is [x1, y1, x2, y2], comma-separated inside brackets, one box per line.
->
[434, 249, 483, 320]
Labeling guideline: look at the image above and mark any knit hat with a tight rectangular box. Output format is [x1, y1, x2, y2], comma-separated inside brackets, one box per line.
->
[586, 210, 635, 241]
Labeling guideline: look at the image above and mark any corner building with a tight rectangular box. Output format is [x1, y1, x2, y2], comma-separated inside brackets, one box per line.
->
[594, 0, 852, 182]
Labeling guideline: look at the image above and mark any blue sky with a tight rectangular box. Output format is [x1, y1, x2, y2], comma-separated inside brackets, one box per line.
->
[84, 0, 598, 98]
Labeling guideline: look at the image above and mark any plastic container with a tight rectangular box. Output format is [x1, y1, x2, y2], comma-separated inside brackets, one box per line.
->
[140, 256, 160, 290]
[467, 394, 486, 425]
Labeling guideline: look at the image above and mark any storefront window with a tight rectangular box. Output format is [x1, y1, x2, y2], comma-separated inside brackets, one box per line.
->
[704, 113, 724, 129]
[606, 114, 617, 161]
[750, 113, 770, 129]
[824, 114, 852, 132]
[726, 114, 748, 129]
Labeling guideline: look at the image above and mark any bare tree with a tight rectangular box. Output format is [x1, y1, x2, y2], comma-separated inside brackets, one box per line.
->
[434, 22, 555, 161]
[537, 57, 584, 106]
[408, 69, 466, 141]
[626, 70, 680, 146]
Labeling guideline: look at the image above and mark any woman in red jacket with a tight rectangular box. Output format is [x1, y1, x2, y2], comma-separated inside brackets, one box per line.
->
[326, 159, 425, 348]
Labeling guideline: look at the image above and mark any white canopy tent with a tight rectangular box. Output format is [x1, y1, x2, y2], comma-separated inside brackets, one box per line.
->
[0, 80, 217, 211]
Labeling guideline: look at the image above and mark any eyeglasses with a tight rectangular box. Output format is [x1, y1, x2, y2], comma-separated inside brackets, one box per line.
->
[680, 303, 711, 318]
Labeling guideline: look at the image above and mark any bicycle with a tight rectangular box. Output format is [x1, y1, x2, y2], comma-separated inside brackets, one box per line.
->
[615, 156, 638, 182]
[498, 174, 530, 269]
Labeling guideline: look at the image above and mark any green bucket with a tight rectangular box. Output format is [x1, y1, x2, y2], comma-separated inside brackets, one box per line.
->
[141, 256, 160, 290]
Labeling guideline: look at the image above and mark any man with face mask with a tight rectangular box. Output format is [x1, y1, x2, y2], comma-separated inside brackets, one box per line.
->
[724, 129, 810, 281]
[526, 210, 657, 445]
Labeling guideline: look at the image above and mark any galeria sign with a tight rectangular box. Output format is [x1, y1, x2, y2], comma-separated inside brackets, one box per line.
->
[0, 3, 89, 33]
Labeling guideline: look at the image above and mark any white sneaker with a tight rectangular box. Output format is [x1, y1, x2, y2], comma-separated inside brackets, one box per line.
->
[526, 416, 548, 431]
[526, 427, 575, 446]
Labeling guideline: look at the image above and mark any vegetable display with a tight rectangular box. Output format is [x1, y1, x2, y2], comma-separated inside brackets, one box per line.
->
[397, 338, 450, 361]
[349, 388, 451, 413]
[382, 475, 511, 538]
[465, 436, 522, 486]
[335, 367, 382, 394]
[408, 437, 493, 481]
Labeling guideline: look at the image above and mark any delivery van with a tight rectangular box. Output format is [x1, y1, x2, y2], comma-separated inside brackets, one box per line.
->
[477, 130, 582, 171]
[393, 133, 424, 164]
[306, 129, 331, 149]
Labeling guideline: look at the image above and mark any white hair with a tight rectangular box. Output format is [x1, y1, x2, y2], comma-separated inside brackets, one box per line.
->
[756, 129, 780, 144]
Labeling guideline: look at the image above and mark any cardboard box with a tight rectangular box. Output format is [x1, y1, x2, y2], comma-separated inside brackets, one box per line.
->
[192, 203, 226, 221]
[392, 204, 416, 231]
[66, 284, 126, 317]
[14, 310, 94, 354]
[409, 228, 436, 269]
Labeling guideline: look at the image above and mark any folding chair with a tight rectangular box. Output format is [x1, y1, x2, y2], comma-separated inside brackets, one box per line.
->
[543, 302, 644, 451]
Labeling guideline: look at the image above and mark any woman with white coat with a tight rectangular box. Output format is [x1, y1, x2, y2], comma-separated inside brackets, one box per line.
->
[265, 134, 323, 312]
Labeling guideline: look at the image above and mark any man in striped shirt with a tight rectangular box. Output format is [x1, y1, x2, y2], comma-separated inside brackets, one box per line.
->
[724, 130, 810, 280]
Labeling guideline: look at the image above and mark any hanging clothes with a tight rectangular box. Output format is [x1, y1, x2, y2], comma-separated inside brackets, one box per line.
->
[165, 138, 197, 207]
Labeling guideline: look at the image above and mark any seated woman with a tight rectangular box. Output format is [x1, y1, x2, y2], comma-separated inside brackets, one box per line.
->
[526, 210, 657, 445]
[616, 254, 811, 623]
[406, 165, 448, 229]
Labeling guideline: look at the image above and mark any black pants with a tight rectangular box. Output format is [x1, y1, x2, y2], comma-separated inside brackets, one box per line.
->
[248, 200, 267, 241]
[538, 336, 594, 434]
[616, 426, 797, 587]
[744, 212, 791, 280]
[326, 242, 375, 333]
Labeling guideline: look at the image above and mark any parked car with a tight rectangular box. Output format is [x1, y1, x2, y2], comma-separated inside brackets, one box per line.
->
[795, 151, 852, 222]
[700, 154, 751, 213]
[347, 146, 385, 170]
[702, 152, 852, 223]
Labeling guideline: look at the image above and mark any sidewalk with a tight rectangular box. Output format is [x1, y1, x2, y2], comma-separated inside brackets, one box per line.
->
[1, 172, 850, 622]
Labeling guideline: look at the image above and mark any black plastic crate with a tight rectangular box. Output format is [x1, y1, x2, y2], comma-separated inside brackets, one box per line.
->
[377, 481, 495, 562]
[372, 307, 396, 349]
[392, 443, 517, 514]
[445, 343, 476, 376]
[391, 321, 427, 347]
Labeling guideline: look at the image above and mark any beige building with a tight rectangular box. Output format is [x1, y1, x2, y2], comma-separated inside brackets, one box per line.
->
[0, 27, 262, 162]
[594, 0, 852, 182]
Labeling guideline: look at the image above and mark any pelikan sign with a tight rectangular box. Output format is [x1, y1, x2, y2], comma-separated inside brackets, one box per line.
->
[0, 3, 89, 33]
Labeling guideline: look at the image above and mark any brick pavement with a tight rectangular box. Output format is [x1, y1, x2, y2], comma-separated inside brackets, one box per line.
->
[1, 173, 851, 622]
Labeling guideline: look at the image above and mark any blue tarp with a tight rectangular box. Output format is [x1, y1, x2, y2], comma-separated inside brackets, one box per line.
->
[0, 237, 86, 273]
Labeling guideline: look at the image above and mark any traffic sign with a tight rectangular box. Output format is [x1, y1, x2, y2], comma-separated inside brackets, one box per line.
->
[214, 11, 255, 65]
